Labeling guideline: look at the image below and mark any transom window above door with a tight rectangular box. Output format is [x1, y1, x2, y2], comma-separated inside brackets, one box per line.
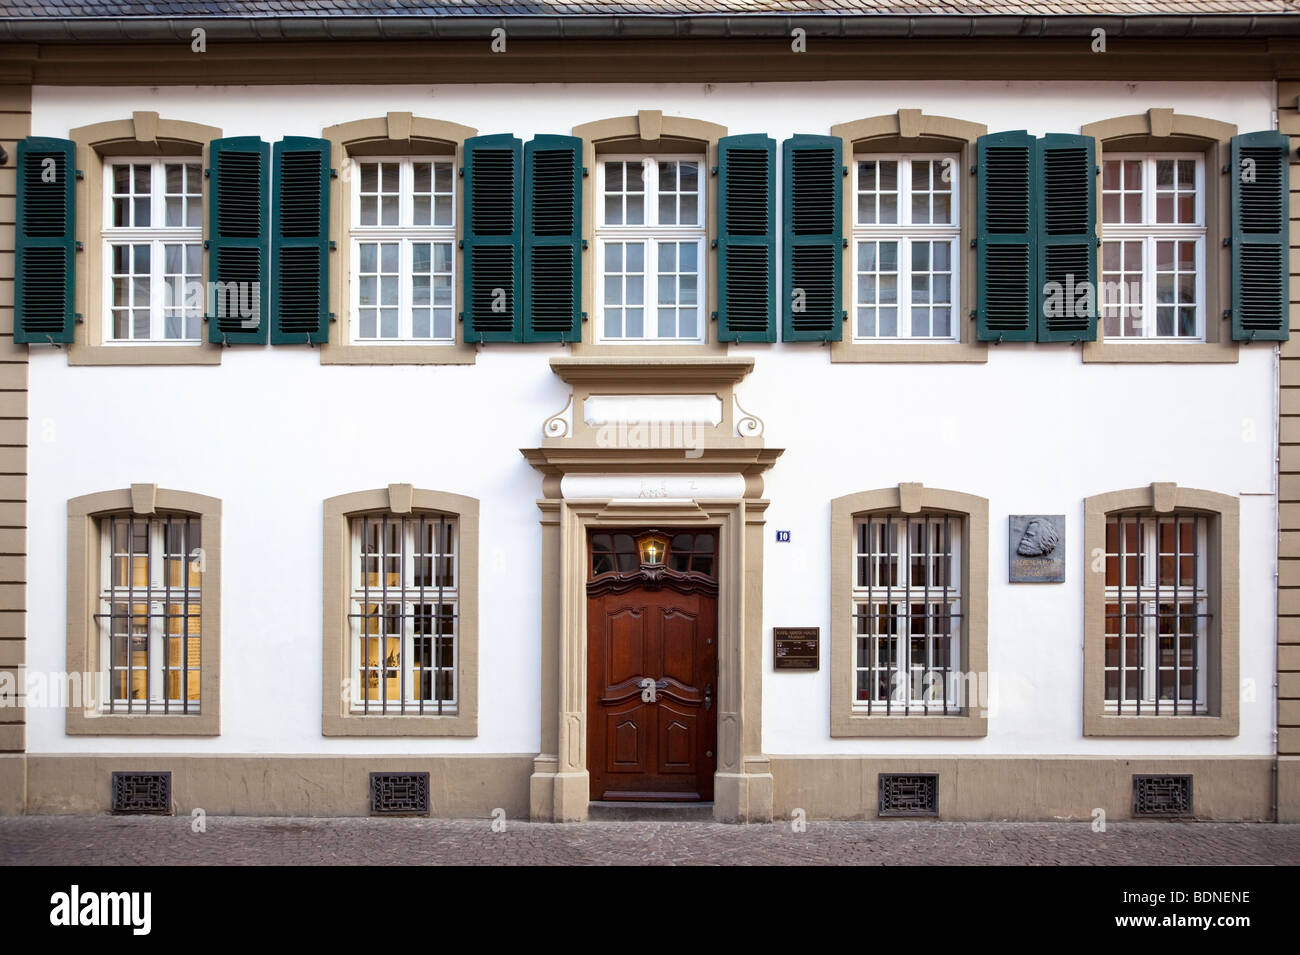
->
[102, 159, 203, 343]
[350, 157, 456, 343]
[1100, 154, 1205, 341]
[597, 155, 706, 343]
[852, 155, 960, 342]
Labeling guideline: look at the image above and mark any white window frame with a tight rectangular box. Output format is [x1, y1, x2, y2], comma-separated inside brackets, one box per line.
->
[1103, 513, 1209, 713]
[100, 158, 204, 345]
[348, 513, 459, 714]
[1100, 152, 1207, 342]
[851, 153, 961, 344]
[595, 153, 707, 344]
[349, 155, 457, 345]
[850, 513, 964, 713]
[97, 514, 202, 710]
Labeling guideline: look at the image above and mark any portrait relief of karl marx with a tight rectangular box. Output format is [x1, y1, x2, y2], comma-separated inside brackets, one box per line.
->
[1016, 518, 1060, 558]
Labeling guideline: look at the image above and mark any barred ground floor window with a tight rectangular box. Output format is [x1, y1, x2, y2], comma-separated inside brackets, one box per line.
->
[97, 513, 202, 713]
[349, 511, 458, 714]
[852, 511, 963, 715]
[1103, 511, 1210, 715]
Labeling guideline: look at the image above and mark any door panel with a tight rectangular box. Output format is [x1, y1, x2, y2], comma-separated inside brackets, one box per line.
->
[588, 583, 717, 802]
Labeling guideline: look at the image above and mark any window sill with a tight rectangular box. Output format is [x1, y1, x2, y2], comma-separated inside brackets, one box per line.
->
[322, 711, 476, 737]
[830, 337, 987, 363]
[569, 338, 728, 358]
[319, 341, 477, 365]
[65, 710, 219, 736]
[67, 342, 223, 366]
[1084, 713, 1236, 737]
[1082, 337, 1238, 364]
[831, 712, 987, 738]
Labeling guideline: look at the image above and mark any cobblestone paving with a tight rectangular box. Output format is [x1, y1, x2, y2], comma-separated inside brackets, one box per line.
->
[1, 817, 1298, 865]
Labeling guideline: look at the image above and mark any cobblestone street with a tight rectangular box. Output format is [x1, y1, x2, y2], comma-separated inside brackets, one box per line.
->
[1, 816, 1297, 865]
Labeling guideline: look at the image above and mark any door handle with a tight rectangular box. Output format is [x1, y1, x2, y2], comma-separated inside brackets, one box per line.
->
[704, 683, 713, 711]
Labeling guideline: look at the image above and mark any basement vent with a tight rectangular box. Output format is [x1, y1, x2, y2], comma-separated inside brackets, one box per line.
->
[1132, 775, 1193, 817]
[111, 772, 172, 815]
[878, 773, 939, 817]
[370, 772, 430, 816]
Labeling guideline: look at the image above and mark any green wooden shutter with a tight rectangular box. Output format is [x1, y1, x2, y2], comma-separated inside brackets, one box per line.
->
[1036, 134, 1097, 343]
[14, 137, 76, 344]
[207, 136, 270, 344]
[1231, 130, 1290, 342]
[782, 134, 843, 342]
[523, 135, 582, 343]
[976, 131, 1036, 342]
[717, 134, 776, 343]
[463, 134, 522, 343]
[271, 136, 331, 344]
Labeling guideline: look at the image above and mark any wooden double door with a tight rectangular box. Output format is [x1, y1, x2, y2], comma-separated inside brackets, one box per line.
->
[587, 576, 718, 802]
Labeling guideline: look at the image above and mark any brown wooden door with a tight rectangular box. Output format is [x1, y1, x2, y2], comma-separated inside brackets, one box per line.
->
[588, 583, 717, 801]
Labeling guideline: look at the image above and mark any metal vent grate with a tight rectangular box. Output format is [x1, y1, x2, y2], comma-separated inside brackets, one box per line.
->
[878, 773, 938, 817]
[370, 772, 431, 816]
[1133, 775, 1193, 817]
[111, 772, 172, 814]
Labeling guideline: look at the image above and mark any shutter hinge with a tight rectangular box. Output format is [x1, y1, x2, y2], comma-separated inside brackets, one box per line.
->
[205, 168, 211, 178]
[457, 239, 464, 250]
[74, 169, 84, 181]
[1222, 164, 1230, 174]
[1223, 237, 1231, 246]
[711, 311, 719, 321]
[970, 164, 977, 175]
[458, 167, 464, 178]
[843, 238, 848, 248]
[580, 311, 588, 323]
[581, 239, 588, 251]
[330, 168, 338, 179]
[74, 313, 83, 324]
[843, 166, 848, 177]
[329, 312, 337, 323]
[710, 239, 718, 249]
[203, 240, 210, 250]
[711, 166, 718, 176]
[582, 166, 589, 178]
[970, 238, 977, 248]
[1096, 166, 1101, 175]
[328, 240, 337, 252]
[457, 311, 464, 322]
[968, 309, 977, 322]
[74, 240, 83, 252]
[1223, 308, 1232, 320]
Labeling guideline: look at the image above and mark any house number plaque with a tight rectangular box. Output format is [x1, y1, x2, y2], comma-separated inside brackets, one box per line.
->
[774, 627, 819, 670]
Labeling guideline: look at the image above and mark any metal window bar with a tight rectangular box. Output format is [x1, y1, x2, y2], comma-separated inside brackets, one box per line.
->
[1104, 513, 1209, 715]
[95, 515, 200, 713]
[350, 514, 457, 715]
[854, 514, 961, 715]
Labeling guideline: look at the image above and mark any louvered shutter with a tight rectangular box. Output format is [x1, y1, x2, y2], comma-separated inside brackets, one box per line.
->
[717, 134, 776, 343]
[14, 137, 76, 344]
[782, 135, 843, 342]
[271, 137, 331, 344]
[463, 134, 522, 343]
[976, 131, 1036, 342]
[1036, 134, 1097, 342]
[206, 136, 269, 344]
[1231, 130, 1290, 342]
[523, 135, 582, 342]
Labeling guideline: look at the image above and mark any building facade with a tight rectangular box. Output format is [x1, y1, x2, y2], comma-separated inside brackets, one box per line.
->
[1, 2, 1299, 822]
